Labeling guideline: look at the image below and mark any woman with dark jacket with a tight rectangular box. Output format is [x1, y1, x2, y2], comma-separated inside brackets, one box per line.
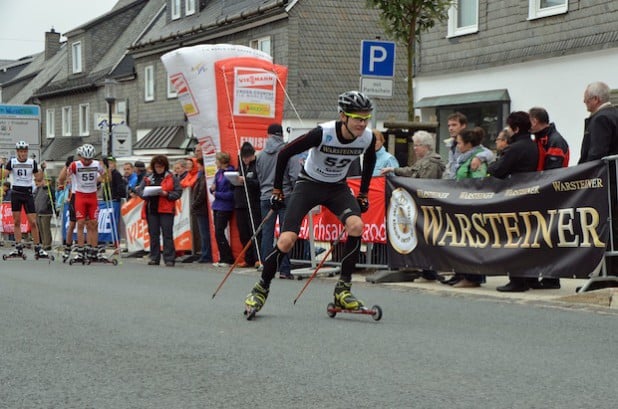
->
[210, 152, 235, 266]
[136, 155, 182, 267]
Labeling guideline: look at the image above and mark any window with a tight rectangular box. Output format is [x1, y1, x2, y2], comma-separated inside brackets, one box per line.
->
[528, 0, 568, 20]
[435, 102, 510, 163]
[447, 0, 478, 38]
[171, 0, 181, 20]
[250, 36, 272, 56]
[167, 75, 178, 98]
[186, 0, 196, 16]
[79, 104, 90, 136]
[117, 100, 127, 115]
[145, 65, 155, 102]
[72, 42, 82, 73]
[62, 106, 72, 136]
[46, 109, 55, 138]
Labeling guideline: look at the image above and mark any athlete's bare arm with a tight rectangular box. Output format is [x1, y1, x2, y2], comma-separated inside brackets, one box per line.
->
[360, 134, 377, 194]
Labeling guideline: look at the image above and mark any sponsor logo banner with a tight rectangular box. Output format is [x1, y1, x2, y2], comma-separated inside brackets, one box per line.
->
[297, 177, 386, 243]
[386, 161, 609, 278]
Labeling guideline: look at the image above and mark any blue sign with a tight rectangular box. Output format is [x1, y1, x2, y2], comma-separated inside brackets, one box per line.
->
[360, 40, 396, 78]
[0, 104, 40, 117]
[61, 200, 121, 244]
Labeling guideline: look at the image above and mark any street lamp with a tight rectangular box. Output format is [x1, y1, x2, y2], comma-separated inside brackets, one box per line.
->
[104, 78, 118, 157]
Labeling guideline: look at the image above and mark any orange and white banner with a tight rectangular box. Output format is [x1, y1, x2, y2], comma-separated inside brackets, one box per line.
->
[161, 44, 288, 261]
[121, 188, 192, 253]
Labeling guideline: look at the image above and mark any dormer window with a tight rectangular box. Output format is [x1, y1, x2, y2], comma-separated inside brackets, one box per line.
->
[171, 0, 181, 20]
[72, 42, 82, 73]
[186, 0, 196, 16]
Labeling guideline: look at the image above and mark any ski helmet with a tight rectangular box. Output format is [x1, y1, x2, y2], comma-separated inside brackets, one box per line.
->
[338, 91, 373, 113]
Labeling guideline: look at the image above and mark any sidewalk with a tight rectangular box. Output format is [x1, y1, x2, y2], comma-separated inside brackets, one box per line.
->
[352, 272, 618, 312]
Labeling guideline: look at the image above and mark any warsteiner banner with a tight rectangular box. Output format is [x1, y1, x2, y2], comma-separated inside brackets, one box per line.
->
[386, 161, 609, 278]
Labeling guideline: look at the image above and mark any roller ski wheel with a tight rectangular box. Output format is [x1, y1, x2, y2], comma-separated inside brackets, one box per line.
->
[326, 303, 383, 321]
[243, 306, 258, 321]
[2, 254, 6, 261]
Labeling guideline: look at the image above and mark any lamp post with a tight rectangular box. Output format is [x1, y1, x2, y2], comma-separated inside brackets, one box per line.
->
[104, 78, 118, 157]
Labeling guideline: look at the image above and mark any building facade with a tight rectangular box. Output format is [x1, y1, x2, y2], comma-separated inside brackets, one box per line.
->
[415, 0, 618, 164]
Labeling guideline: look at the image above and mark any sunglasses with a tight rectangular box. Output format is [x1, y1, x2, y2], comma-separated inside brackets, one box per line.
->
[345, 112, 372, 121]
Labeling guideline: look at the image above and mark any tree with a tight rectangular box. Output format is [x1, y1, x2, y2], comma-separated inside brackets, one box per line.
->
[366, 0, 454, 121]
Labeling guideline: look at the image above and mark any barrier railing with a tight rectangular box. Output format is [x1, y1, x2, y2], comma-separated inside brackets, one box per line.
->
[578, 154, 618, 291]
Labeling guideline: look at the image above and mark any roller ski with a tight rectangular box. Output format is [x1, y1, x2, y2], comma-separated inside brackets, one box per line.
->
[61, 245, 72, 263]
[243, 281, 269, 320]
[2, 243, 27, 261]
[34, 244, 55, 262]
[69, 247, 89, 265]
[326, 280, 382, 321]
[86, 246, 119, 265]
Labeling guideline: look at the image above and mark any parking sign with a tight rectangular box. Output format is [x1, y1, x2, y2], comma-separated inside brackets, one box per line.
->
[360, 40, 396, 78]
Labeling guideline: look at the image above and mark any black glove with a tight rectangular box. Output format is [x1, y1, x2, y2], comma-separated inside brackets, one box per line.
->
[356, 193, 369, 213]
[65, 155, 74, 167]
[269, 188, 285, 210]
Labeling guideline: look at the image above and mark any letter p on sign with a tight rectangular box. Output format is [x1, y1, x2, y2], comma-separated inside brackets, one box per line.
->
[360, 40, 396, 78]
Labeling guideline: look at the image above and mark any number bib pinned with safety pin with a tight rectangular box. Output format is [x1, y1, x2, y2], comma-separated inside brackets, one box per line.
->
[303, 120, 372, 183]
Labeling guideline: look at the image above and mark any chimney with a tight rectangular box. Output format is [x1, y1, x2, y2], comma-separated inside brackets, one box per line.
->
[45, 28, 61, 60]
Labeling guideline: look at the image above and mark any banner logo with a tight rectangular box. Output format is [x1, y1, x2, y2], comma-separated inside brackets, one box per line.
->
[387, 188, 417, 254]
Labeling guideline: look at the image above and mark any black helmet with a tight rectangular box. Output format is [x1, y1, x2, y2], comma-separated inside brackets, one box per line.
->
[338, 91, 373, 113]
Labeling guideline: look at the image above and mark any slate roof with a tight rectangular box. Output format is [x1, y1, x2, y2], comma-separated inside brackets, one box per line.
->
[132, 0, 287, 50]
[40, 136, 84, 162]
[0, 59, 32, 85]
[133, 126, 185, 149]
[36, 0, 159, 97]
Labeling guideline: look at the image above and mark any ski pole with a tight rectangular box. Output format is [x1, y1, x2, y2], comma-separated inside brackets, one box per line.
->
[212, 209, 275, 299]
[293, 227, 347, 305]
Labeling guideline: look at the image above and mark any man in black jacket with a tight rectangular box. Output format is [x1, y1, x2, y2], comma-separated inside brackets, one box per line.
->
[529, 107, 570, 289]
[580, 81, 618, 276]
[488, 111, 539, 292]
[234, 142, 261, 268]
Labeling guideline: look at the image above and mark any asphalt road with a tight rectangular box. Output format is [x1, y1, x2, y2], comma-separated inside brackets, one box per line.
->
[1, 256, 617, 408]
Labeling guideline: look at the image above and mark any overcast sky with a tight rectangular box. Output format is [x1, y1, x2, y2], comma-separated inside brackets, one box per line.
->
[0, 0, 118, 61]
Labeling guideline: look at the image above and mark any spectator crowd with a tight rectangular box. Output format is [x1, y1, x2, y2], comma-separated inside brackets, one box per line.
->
[1, 82, 616, 293]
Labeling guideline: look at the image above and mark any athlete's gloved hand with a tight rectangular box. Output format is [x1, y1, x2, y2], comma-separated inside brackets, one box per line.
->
[269, 188, 285, 210]
[65, 156, 74, 167]
[356, 193, 369, 213]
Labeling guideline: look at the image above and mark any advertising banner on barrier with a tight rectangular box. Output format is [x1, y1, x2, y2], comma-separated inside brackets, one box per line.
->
[0, 204, 29, 234]
[61, 200, 120, 243]
[385, 161, 609, 278]
[297, 177, 387, 244]
[121, 188, 192, 253]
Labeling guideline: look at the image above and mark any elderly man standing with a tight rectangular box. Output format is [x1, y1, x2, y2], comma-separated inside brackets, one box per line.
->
[580, 81, 618, 276]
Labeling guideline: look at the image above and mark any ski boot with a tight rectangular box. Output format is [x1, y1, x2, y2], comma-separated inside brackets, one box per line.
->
[244, 281, 269, 320]
[327, 280, 382, 321]
[69, 247, 87, 265]
[333, 280, 364, 310]
[86, 246, 99, 262]
[62, 245, 72, 263]
[3, 243, 26, 260]
[90, 246, 118, 265]
[34, 244, 54, 261]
